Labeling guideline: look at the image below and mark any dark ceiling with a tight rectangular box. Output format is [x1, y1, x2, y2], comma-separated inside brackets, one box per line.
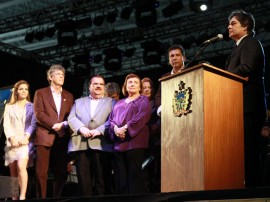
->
[0, 0, 270, 78]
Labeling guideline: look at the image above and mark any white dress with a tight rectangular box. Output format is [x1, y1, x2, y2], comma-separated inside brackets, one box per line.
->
[4, 104, 29, 166]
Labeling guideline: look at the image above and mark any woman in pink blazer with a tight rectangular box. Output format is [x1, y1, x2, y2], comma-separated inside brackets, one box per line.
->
[4, 80, 36, 200]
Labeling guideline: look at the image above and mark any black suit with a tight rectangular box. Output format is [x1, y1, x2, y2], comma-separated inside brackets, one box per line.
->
[225, 35, 267, 187]
[154, 72, 171, 108]
[225, 35, 266, 114]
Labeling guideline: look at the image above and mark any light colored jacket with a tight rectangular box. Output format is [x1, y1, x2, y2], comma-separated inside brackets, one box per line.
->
[68, 96, 116, 152]
[4, 102, 36, 146]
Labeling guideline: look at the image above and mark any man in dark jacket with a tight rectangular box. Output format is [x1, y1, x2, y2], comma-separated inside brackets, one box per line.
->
[225, 9, 267, 187]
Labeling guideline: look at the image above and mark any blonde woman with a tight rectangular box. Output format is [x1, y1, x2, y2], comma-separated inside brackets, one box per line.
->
[4, 80, 36, 200]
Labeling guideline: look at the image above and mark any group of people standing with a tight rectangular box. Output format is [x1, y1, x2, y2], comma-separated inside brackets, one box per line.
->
[2, 9, 269, 200]
[3, 65, 160, 199]
[4, 65, 74, 200]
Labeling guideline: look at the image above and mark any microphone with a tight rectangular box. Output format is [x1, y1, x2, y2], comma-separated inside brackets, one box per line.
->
[202, 34, 223, 44]
[184, 34, 223, 69]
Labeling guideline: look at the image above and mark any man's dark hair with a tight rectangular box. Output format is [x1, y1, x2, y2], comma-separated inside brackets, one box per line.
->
[168, 44, 185, 56]
[228, 9, 255, 36]
[89, 74, 105, 85]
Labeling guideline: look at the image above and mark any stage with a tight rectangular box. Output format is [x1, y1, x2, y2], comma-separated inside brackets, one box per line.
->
[2, 186, 270, 202]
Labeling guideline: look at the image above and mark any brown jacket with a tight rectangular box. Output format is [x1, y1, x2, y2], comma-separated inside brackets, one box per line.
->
[33, 86, 74, 146]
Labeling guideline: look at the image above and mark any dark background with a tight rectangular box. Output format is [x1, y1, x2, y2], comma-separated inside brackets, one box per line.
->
[0, 45, 269, 104]
[0, 42, 269, 176]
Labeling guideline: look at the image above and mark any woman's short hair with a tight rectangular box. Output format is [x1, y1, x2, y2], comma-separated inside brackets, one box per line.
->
[105, 82, 120, 97]
[122, 73, 141, 97]
[141, 77, 154, 100]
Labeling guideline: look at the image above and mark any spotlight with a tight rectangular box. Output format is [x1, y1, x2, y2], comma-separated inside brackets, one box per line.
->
[93, 14, 105, 26]
[24, 30, 35, 43]
[103, 47, 123, 71]
[141, 40, 163, 65]
[133, 0, 157, 28]
[106, 11, 118, 23]
[76, 17, 92, 29]
[141, 39, 161, 50]
[56, 20, 77, 46]
[45, 26, 56, 38]
[135, 8, 157, 28]
[143, 50, 161, 65]
[74, 63, 91, 77]
[35, 28, 45, 41]
[162, 0, 184, 18]
[189, 0, 213, 12]
[132, 0, 157, 9]
[121, 6, 132, 19]
[104, 57, 122, 71]
[72, 53, 89, 64]
[58, 30, 77, 46]
[200, 4, 207, 11]
[72, 51, 91, 76]
[103, 47, 123, 58]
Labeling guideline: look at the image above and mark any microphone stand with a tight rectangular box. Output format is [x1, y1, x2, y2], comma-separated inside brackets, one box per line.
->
[183, 42, 209, 70]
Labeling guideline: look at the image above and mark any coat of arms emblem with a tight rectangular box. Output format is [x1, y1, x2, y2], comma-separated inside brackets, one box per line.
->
[172, 81, 192, 117]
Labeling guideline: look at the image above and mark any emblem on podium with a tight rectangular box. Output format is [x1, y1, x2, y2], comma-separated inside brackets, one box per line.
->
[172, 80, 192, 117]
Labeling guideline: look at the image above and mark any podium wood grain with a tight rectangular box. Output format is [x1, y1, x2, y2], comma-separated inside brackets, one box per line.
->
[160, 64, 245, 192]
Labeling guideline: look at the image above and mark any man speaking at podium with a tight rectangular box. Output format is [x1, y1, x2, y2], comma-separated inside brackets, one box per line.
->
[225, 10, 267, 187]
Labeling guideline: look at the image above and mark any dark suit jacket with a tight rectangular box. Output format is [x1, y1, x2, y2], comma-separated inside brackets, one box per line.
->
[33, 86, 74, 147]
[154, 71, 171, 108]
[225, 35, 266, 115]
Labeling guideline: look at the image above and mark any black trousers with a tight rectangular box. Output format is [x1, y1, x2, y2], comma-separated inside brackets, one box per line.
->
[74, 149, 113, 196]
[114, 148, 149, 195]
[244, 112, 265, 187]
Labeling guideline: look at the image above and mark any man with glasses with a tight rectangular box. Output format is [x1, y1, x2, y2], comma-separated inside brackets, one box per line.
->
[68, 75, 116, 196]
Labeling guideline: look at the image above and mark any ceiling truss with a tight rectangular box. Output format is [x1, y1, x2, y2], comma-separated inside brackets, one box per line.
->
[0, 0, 270, 78]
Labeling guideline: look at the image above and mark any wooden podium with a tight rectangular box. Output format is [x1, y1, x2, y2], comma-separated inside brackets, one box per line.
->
[160, 63, 246, 192]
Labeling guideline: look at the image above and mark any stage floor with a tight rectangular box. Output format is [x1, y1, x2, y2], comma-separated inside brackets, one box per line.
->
[2, 186, 270, 202]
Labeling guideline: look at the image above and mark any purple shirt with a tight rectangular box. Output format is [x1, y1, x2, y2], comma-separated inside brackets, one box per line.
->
[109, 95, 151, 152]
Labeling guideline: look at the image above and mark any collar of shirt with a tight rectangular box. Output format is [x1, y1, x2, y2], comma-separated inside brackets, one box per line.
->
[89, 95, 103, 117]
[50, 86, 62, 116]
[89, 95, 103, 100]
[171, 66, 184, 75]
[236, 34, 248, 46]
[50, 86, 62, 96]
